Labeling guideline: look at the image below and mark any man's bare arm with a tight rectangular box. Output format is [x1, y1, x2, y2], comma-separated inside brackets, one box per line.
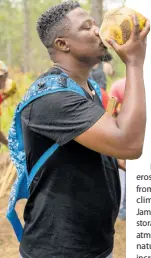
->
[74, 17, 150, 160]
[0, 131, 8, 146]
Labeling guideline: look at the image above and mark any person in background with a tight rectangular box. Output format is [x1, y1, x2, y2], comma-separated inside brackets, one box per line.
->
[110, 77, 126, 220]
[90, 54, 114, 110]
[110, 77, 126, 105]
[91, 53, 114, 91]
[0, 61, 16, 148]
[101, 87, 109, 110]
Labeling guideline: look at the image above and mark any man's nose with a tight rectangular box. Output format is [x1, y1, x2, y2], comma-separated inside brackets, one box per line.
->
[94, 27, 100, 36]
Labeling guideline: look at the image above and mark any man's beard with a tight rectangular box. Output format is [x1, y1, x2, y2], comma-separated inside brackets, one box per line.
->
[77, 50, 112, 64]
[100, 52, 112, 62]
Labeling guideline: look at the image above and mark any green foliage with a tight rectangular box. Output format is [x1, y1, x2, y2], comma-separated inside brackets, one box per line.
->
[0, 0, 92, 72]
[0, 0, 62, 72]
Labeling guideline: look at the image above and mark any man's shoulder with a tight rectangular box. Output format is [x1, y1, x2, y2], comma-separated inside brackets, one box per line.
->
[22, 88, 87, 118]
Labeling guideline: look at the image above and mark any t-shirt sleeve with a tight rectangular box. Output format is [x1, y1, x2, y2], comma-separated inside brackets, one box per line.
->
[27, 91, 105, 146]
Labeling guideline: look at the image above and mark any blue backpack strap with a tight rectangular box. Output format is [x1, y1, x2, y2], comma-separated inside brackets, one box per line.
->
[6, 72, 89, 242]
[28, 143, 59, 186]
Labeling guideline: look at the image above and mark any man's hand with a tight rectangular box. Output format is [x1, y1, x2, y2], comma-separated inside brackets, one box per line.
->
[107, 15, 150, 66]
[75, 16, 149, 160]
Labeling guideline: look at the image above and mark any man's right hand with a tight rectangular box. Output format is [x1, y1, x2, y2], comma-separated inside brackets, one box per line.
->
[107, 15, 150, 66]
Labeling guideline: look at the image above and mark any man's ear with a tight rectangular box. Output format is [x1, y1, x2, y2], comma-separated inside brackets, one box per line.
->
[54, 38, 70, 52]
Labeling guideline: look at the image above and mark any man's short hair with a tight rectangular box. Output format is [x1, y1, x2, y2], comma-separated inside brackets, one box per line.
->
[36, 1, 80, 55]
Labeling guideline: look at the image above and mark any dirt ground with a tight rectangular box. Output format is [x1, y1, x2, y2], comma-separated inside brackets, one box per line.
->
[0, 153, 125, 258]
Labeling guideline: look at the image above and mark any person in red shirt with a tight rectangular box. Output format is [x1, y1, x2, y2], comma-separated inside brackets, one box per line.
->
[110, 77, 126, 104]
[101, 88, 109, 110]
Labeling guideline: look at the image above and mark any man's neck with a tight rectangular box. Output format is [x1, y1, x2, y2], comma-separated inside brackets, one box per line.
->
[53, 59, 93, 90]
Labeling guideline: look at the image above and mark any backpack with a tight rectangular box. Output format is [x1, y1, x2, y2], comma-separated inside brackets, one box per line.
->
[7, 70, 102, 242]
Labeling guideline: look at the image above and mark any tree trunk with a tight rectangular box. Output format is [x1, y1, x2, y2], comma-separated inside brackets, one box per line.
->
[23, 0, 30, 73]
[91, 0, 104, 27]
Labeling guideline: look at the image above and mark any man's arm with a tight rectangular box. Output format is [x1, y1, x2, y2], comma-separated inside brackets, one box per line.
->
[0, 131, 8, 146]
[75, 17, 150, 160]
